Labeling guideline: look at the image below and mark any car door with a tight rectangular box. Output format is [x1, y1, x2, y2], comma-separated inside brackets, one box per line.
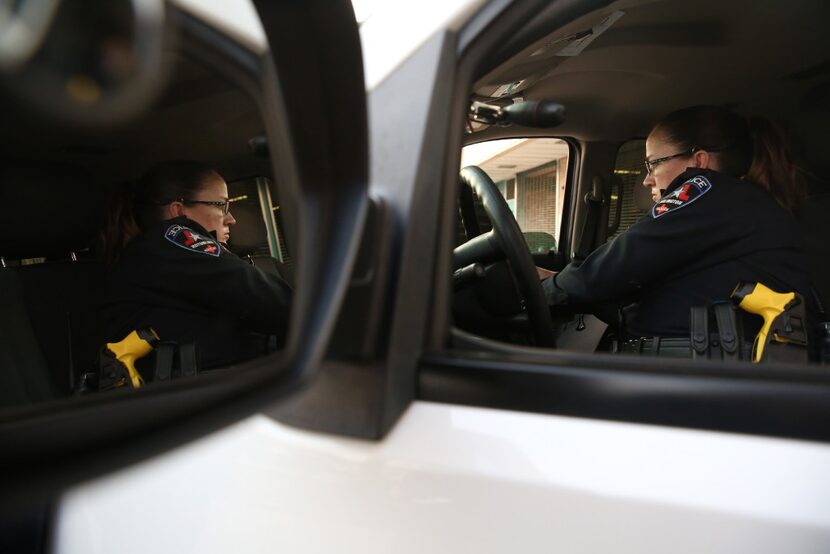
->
[410, 1, 830, 552]
[249, 0, 830, 551]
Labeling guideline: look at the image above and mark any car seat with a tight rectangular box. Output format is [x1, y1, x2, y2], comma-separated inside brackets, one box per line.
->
[0, 160, 106, 407]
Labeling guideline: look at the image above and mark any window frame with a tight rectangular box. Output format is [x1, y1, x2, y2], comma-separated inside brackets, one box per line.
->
[415, 0, 830, 443]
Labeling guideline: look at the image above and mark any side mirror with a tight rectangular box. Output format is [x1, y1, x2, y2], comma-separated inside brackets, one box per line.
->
[0, 0, 368, 506]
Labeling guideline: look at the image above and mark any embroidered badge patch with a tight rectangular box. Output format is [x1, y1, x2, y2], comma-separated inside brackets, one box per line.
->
[652, 175, 712, 218]
[164, 224, 220, 257]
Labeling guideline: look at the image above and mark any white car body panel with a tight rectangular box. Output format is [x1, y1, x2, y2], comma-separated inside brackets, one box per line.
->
[56, 402, 830, 553]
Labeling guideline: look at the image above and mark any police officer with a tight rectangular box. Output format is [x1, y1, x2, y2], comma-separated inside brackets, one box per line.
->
[101, 161, 291, 375]
[543, 105, 810, 338]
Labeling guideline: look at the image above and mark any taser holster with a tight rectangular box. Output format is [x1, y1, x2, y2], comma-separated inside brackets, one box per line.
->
[731, 281, 809, 364]
[688, 282, 809, 364]
[75, 327, 203, 394]
[77, 328, 201, 394]
[76, 328, 159, 393]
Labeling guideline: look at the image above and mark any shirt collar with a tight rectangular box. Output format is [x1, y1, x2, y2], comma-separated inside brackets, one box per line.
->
[165, 215, 215, 239]
[661, 167, 713, 198]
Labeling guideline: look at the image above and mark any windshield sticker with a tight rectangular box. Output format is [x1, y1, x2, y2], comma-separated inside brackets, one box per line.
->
[652, 175, 712, 218]
[164, 224, 220, 257]
[555, 11, 625, 57]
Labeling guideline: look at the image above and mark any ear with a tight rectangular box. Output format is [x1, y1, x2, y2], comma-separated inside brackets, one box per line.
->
[166, 201, 186, 218]
[692, 149, 713, 169]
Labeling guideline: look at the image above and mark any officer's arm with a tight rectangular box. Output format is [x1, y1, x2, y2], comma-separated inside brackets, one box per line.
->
[158, 249, 292, 331]
[546, 204, 739, 305]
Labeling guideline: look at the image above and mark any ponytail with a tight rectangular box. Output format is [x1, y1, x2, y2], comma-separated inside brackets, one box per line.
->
[746, 116, 807, 213]
[100, 182, 142, 264]
[654, 106, 807, 213]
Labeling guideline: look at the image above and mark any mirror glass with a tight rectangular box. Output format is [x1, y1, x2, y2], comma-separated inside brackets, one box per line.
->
[0, 1, 296, 412]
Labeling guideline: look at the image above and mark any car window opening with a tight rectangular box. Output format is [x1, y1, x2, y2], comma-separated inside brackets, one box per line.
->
[451, 0, 830, 367]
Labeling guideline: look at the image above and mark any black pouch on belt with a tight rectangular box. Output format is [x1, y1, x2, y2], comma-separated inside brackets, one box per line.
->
[690, 302, 749, 361]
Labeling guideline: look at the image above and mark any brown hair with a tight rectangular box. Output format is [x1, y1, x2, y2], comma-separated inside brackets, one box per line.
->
[101, 160, 223, 263]
[653, 105, 806, 212]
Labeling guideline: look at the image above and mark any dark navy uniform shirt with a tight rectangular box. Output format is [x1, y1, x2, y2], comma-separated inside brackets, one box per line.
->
[102, 216, 292, 370]
[543, 168, 810, 337]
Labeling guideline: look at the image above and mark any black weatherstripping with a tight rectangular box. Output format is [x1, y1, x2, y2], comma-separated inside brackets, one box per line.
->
[419, 352, 830, 442]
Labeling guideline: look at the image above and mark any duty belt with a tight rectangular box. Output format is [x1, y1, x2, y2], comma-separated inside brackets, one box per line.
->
[620, 337, 692, 358]
[621, 302, 744, 360]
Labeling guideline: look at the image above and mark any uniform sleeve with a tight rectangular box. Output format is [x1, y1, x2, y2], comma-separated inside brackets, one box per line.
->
[150, 242, 292, 332]
[546, 191, 746, 305]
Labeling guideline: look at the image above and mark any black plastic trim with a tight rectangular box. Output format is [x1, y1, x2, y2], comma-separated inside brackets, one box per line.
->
[419, 351, 830, 443]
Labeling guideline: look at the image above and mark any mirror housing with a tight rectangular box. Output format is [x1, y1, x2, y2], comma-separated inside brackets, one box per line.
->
[0, 0, 368, 507]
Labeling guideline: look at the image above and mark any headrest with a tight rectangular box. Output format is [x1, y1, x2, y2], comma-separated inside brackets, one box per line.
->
[0, 159, 106, 259]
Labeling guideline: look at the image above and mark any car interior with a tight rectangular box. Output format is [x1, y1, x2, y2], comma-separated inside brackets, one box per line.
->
[0, 0, 827, 404]
[451, 0, 830, 362]
[0, 39, 292, 410]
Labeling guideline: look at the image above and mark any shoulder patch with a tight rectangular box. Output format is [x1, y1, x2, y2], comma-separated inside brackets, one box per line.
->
[164, 224, 220, 257]
[652, 175, 712, 218]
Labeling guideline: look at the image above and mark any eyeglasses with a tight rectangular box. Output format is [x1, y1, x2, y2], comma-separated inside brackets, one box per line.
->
[643, 148, 695, 176]
[179, 198, 231, 214]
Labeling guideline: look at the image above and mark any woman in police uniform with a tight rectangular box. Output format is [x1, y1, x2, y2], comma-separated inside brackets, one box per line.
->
[543, 105, 810, 339]
[100, 161, 292, 375]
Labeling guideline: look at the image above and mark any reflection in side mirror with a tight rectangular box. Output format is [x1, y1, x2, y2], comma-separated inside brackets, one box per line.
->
[0, 2, 294, 413]
[0, 0, 369, 512]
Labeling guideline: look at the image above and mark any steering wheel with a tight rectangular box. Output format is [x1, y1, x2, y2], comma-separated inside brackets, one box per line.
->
[453, 166, 556, 347]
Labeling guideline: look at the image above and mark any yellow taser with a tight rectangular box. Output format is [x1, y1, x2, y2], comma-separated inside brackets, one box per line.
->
[105, 328, 160, 388]
[731, 282, 796, 363]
